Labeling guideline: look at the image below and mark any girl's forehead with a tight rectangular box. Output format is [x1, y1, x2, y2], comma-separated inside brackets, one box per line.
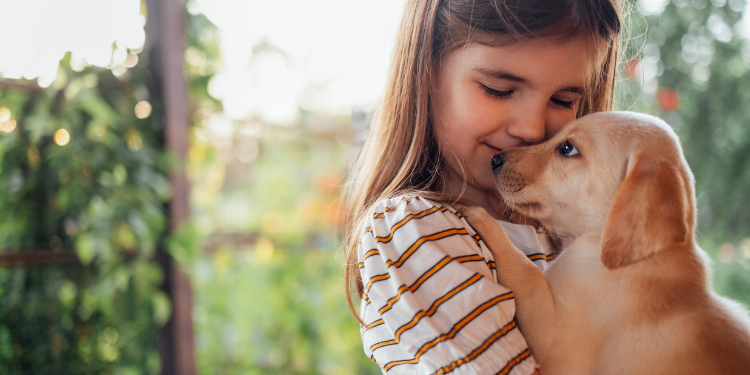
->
[452, 35, 607, 85]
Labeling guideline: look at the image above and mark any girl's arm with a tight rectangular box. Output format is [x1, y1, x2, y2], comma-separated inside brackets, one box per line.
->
[357, 195, 539, 375]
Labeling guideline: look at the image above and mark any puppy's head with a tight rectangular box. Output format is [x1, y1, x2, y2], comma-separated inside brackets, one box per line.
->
[494, 111, 695, 269]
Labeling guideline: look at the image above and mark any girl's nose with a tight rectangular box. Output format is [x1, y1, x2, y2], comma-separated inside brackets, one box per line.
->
[506, 105, 546, 143]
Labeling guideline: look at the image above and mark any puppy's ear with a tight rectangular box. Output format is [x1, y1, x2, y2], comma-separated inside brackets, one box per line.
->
[601, 152, 691, 270]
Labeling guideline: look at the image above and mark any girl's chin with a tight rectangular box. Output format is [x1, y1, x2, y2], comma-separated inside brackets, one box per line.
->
[466, 175, 501, 196]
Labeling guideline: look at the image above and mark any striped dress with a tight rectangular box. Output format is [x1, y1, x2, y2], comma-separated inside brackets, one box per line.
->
[358, 195, 556, 374]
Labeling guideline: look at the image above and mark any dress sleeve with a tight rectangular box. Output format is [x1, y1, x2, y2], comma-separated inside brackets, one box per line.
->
[358, 196, 538, 375]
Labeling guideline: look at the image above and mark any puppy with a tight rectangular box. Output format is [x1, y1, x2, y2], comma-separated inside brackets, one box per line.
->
[460, 111, 750, 375]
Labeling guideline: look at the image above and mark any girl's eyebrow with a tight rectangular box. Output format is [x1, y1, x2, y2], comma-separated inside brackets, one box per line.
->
[473, 67, 586, 95]
[559, 87, 586, 95]
[473, 67, 527, 84]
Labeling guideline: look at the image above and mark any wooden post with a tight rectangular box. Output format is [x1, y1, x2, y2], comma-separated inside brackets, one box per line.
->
[144, 0, 196, 374]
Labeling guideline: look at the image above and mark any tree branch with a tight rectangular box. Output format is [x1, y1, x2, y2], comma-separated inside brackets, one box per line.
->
[0, 79, 43, 93]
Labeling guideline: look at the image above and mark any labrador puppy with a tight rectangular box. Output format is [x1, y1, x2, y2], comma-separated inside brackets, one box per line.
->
[460, 111, 750, 375]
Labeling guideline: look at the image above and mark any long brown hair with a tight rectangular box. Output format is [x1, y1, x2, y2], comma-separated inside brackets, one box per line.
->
[344, 0, 625, 323]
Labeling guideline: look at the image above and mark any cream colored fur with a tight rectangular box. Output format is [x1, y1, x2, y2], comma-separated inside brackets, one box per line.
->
[460, 111, 750, 375]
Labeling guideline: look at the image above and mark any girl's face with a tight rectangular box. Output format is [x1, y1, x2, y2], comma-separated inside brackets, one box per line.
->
[431, 36, 596, 216]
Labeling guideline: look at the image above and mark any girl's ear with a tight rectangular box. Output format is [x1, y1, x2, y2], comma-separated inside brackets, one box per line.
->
[600, 151, 691, 270]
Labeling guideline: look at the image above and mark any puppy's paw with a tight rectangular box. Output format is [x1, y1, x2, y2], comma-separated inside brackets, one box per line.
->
[459, 206, 518, 257]
[458, 206, 498, 237]
[458, 206, 486, 218]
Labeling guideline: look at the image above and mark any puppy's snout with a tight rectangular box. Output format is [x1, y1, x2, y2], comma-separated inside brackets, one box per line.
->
[498, 169, 527, 192]
[492, 152, 526, 192]
[492, 153, 505, 172]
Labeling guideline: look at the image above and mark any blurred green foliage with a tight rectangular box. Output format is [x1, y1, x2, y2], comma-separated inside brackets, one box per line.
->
[183, 5, 382, 374]
[185, 110, 379, 373]
[618, 0, 750, 304]
[0, 55, 168, 373]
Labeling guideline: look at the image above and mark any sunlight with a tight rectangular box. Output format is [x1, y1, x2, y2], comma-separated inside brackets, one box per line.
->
[191, 0, 407, 122]
[0, 0, 145, 86]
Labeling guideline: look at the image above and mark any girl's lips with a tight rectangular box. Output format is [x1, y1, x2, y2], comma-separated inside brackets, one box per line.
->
[484, 143, 502, 155]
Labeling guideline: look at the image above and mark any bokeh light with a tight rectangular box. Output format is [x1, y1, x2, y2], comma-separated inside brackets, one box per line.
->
[254, 237, 274, 263]
[262, 211, 284, 233]
[0, 106, 10, 121]
[54, 129, 70, 146]
[89, 120, 108, 137]
[27, 145, 40, 165]
[656, 89, 680, 112]
[1, 119, 17, 133]
[125, 129, 142, 151]
[134, 101, 152, 118]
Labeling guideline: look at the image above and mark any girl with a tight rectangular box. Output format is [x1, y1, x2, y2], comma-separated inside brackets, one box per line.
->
[345, 0, 623, 373]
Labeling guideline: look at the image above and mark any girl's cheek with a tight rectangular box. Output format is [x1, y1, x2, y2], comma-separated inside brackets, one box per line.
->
[469, 101, 503, 132]
[548, 111, 577, 135]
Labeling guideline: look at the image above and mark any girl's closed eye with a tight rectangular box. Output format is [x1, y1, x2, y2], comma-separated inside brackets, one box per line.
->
[551, 96, 575, 109]
[479, 83, 513, 99]
[480, 83, 579, 110]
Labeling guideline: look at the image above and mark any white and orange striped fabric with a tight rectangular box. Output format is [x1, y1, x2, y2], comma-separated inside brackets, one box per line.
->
[358, 195, 556, 374]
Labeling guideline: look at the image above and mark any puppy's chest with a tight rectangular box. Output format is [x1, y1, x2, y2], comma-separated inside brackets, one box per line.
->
[545, 247, 627, 318]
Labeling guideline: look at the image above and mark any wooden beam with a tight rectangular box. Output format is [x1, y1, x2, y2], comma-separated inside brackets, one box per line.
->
[145, 0, 196, 374]
[0, 251, 79, 266]
[0, 79, 43, 93]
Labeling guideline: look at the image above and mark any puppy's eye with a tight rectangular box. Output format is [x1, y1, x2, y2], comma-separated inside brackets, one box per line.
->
[559, 140, 580, 157]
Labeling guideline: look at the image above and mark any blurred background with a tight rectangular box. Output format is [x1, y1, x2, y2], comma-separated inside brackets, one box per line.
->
[0, 0, 749, 374]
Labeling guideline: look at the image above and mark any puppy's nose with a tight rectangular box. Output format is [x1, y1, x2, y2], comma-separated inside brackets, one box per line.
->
[492, 153, 505, 172]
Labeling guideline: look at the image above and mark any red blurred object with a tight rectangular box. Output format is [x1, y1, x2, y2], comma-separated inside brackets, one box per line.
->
[624, 59, 641, 81]
[657, 89, 680, 112]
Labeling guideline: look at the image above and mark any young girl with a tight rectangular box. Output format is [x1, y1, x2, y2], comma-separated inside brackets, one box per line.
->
[345, 0, 623, 373]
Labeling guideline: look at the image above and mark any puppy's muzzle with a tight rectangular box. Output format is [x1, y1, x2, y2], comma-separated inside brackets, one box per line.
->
[492, 153, 506, 172]
[492, 152, 526, 192]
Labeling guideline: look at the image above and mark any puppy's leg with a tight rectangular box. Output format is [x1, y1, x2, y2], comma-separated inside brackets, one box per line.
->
[459, 207, 557, 354]
[459, 207, 551, 298]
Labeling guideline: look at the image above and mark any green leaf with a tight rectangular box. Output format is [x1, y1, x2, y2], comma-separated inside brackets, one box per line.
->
[76, 234, 96, 266]
[77, 90, 119, 126]
[151, 291, 172, 327]
[57, 280, 77, 308]
[165, 220, 203, 265]
[113, 164, 127, 185]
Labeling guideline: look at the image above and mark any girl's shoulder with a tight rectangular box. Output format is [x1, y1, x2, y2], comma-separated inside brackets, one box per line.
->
[364, 193, 472, 237]
[370, 193, 463, 220]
